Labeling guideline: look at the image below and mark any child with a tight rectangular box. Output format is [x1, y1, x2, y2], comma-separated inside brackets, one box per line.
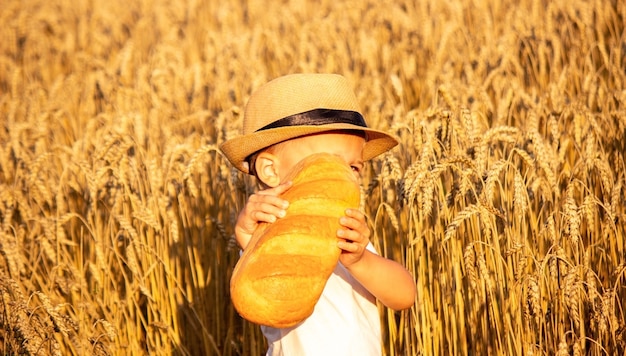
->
[220, 73, 416, 355]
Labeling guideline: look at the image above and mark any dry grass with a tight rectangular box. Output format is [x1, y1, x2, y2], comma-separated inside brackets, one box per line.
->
[1, 0, 625, 354]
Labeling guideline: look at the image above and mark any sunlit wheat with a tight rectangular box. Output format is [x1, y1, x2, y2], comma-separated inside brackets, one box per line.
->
[0, 0, 624, 355]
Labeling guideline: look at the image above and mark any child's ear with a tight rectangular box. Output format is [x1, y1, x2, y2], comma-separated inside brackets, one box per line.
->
[255, 152, 281, 187]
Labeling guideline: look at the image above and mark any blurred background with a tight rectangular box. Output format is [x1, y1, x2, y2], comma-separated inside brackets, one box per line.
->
[0, 0, 624, 354]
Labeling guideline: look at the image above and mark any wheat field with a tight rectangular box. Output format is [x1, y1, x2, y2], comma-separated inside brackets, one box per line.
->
[0, 0, 624, 355]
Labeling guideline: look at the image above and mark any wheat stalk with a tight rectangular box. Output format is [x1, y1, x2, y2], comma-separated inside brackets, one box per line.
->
[564, 182, 581, 252]
[2, 0, 625, 354]
[463, 243, 479, 290]
[563, 266, 581, 329]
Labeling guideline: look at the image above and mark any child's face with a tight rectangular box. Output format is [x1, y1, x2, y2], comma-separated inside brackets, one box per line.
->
[274, 131, 366, 182]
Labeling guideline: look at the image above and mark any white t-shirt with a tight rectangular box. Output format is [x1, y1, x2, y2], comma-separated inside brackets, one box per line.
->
[260, 244, 381, 356]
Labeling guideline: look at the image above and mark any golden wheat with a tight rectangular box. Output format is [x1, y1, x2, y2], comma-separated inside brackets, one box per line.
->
[1, 0, 624, 355]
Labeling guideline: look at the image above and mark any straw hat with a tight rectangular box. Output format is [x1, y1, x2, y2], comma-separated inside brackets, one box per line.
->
[220, 73, 398, 173]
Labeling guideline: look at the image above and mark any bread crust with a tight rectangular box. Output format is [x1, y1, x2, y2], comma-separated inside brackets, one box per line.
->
[230, 153, 361, 328]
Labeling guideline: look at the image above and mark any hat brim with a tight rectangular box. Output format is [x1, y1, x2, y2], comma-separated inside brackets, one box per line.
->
[220, 123, 398, 173]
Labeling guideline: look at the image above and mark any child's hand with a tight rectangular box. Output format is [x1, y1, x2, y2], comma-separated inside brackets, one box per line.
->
[336, 208, 417, 311]
[235, 181, 292, 249]
[336, 208, 370, 268]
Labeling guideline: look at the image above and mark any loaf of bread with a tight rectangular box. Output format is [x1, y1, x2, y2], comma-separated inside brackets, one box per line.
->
[230, 153, 361, 328]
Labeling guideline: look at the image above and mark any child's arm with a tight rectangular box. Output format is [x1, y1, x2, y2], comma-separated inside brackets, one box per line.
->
[337, 208, 416, 311]
[234, 181, 292, 249]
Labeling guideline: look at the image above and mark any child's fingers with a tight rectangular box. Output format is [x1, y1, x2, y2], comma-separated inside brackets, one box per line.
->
[248, 193, 289, 210]
[248, 181, 291, 210]
[243, 197, 288, 224]
[234, 181, 292, 249]
[336, 227, 361, 243]
[343, 208, 364, 219]
[251, 209, 284, 223]
[258, 180, 293, 197]
[336, 209, 371, 267]
[338, 209, 370, 238]
[337, 239, 361, 253]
